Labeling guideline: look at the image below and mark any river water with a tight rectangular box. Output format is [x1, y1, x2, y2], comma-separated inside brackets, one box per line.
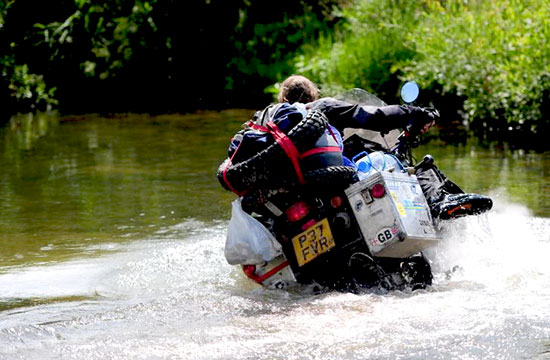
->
[1, 111, 549, 359]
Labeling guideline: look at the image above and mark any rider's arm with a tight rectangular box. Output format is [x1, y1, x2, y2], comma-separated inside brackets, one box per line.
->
[306, 98, 433, 134]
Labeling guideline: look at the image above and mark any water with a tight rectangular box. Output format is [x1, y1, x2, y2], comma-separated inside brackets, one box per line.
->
[1, 112, 549, 359]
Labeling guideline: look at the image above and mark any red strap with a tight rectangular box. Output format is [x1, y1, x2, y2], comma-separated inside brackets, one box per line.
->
[248, 120, 305, 184]
[222, 140, 246, 196]
[243, 260, 290, 284]
[326, 125, 340, 144]
[300, 146, 342, 159]
[245, 120, 342, 185]
[246, 120, 269, 132]
[266, 121, 305, 185]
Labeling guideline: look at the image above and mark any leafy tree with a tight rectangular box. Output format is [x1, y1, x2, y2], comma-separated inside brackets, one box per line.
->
[1, 0, 57, 117]
[1, 0, 345, 118]
[401, 0, 550, 143]
[295, 0, 550, 146]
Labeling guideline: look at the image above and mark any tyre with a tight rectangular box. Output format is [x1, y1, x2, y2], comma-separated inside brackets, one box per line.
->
[304, 165, 358, 189]
[240, 165, 357, 211]
[218, 111, 328, 193]
[400, 254, 433, 289]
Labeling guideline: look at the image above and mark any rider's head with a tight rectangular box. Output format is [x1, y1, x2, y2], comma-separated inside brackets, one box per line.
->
[278, 75, 320, 104]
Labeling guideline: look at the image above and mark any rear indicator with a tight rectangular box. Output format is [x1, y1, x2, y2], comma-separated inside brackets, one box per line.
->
[286, 201, 310, 222]
[371, 183, 386, 198]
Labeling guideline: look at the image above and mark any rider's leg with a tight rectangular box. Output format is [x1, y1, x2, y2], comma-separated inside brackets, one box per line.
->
[415, 158, 493, 220]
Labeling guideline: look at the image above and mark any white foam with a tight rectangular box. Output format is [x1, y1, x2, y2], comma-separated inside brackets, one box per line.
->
[1, 207, 549, 360]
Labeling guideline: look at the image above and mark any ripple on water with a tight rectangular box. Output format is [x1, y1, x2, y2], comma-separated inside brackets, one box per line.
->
[1, 207, 549, 360]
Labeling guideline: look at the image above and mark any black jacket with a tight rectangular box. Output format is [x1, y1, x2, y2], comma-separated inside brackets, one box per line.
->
[306, 97, 421, 134]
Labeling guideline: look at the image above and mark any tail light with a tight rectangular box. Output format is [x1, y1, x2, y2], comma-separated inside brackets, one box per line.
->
[330, 195, 343, 208]
[371, 183, 386, 198]
[285, 201, 310, 222]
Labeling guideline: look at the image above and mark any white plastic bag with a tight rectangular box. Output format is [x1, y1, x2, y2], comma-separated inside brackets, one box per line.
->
[225, 198, 282, 265]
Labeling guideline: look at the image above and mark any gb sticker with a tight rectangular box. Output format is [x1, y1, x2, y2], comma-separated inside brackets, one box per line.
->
[373, 227, 399, 244]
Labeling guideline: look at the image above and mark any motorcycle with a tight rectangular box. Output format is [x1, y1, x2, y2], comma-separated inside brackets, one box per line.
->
[219, 82, 443, 292]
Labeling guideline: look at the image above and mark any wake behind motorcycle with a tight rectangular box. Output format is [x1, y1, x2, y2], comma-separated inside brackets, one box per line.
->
[218, 82, 453, 292]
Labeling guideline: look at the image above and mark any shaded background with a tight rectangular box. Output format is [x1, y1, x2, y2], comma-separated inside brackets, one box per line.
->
[0, 0, 341, 114]
[1, 0, 549, 148]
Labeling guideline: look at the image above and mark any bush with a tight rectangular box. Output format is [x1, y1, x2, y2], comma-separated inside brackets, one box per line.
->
[401, 0, 550, 139]
[227, 0, 345, 104]
[1, 0, 348, 115]
[1, 56, 57, 110]
[295, 0, 422, 101]
[0, 2, 57, 119]
[294, 0, 550, 145]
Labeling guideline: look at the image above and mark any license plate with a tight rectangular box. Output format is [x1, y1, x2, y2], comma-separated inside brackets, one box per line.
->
[292, 218, 335, 267]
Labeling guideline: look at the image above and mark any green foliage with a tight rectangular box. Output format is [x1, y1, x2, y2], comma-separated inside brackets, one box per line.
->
[3, 0, 549, 145]
[1, 0, 346, 115]
[401, 0, 550, 135]
[295, 0, 422, 100]
[227, 1, 344, 100]
[0, 55, 57, 115]
[1, 2, 57, 116]
[4, 57, 58, 108]
[33, 1, 157, 80]
[232, 16, 310, 81]
[299, 0, 550, 140]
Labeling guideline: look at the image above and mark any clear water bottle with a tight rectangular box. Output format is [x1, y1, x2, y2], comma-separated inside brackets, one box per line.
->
[352, 151, 404, 180]
[352, 151, 373, 180]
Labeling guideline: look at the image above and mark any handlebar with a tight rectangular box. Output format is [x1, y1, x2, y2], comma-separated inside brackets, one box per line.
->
[391, 130, 422, 166]
[391, 107, 439, 166]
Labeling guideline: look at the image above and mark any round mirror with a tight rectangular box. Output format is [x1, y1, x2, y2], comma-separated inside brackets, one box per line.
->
[400, 81, 420, 103]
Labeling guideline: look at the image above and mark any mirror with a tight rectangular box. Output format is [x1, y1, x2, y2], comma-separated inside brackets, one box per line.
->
[400, 81, 419, 103]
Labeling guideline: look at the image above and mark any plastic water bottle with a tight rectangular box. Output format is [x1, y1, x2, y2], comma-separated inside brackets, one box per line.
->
[352, 151, 404, 180]
[368, 151, 387, 172]
[352, 151, 372, 180]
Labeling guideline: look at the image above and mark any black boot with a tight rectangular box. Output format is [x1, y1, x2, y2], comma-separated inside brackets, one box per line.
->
[431, 193, 493, 220]
[415, 155, 493, 220]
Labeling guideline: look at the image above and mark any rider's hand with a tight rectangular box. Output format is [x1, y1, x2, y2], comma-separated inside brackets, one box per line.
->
[407, 106, 439, 135]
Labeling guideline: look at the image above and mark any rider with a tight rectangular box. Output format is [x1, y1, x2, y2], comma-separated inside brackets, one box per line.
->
[259, 74, 493, 220]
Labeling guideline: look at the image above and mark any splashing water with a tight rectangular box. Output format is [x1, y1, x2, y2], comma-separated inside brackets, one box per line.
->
[1, 203, 549, 360]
